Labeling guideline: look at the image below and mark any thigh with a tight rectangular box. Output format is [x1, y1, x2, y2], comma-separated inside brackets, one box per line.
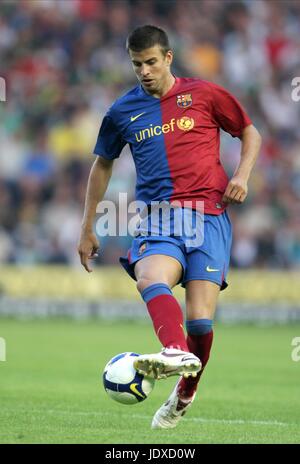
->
[135, 254, 183, 292]
[183, 212, 232, 291]
[119, 236, 185, 286]
[185, 280, 220, 320]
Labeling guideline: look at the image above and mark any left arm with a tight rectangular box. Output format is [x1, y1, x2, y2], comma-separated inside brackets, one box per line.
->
[222, 124, 262, 204]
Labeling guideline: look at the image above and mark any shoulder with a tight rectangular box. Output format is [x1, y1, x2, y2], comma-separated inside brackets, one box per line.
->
[177, 77, 213, 91]
[179, 77, 231, 93]
[109, 85, 142, 119]
[176, 77, 216, 102]
[199, 80, 236, 99]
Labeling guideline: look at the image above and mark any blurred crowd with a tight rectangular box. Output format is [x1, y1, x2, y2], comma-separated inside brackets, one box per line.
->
[0, 0, 300, 269]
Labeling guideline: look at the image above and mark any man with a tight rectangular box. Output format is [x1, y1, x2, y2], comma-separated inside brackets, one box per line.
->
[78, 25, 261, 429]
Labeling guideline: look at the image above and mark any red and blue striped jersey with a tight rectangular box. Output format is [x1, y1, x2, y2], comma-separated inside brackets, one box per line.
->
[94, 77, 252, 215]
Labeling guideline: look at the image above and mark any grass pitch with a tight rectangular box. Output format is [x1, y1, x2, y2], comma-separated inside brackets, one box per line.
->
[0, 317, 299, 444]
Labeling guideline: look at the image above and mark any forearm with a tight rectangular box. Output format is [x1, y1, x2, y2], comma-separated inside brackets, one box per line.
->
[222, 124, 261, 204]
[81, 156, 113, 231]
[235, 124, 262, 181]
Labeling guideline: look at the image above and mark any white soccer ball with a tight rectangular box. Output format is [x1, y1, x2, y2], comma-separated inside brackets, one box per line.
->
[103, 352, 155, 405]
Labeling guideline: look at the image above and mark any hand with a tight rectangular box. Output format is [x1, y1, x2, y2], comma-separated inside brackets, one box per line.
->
[222, 175, 248, 205]
[78, 229, 100, 273]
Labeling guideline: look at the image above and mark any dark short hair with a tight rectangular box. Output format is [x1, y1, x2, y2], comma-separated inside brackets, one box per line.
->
[126, 25, 171, 55]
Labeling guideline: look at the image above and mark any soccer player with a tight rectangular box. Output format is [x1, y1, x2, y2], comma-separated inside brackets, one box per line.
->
[78, 25, 261, 429]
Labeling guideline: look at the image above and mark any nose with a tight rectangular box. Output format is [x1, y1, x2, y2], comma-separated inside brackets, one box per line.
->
[140, 64, 150, 77]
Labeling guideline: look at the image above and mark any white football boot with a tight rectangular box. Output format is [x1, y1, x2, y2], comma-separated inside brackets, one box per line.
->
[152, 380, 196, 429]
[133, 347, 201, 380]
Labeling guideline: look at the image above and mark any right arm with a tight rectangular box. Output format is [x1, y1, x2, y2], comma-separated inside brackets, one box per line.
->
[78, 156, 114, 272]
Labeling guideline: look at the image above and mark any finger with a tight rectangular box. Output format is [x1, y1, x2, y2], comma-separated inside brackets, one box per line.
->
[84, 261, 93, 272]
[224, 181, 233, 191]
[231, 191, 247, 204]
[222, 184, 238, 203]
[222, 190, 231, 202]
[79, 251, 93, 272]
[225, 185, 246, 203]
[236, 192, 247, 203]
[225, 182, 238, 196]
[88, 247, 99, 259]
[222, 192, 235, 203]
[229, 191, 242, 203]
[226, 197, 235, 204]
[82, 261, 92, 272]
[222, 194, 230, 203]
[230, 186, 242, 198]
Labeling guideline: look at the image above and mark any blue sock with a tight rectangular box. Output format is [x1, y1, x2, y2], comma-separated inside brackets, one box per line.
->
[186, 319, 213, 336]
[141, 283, 172, 303]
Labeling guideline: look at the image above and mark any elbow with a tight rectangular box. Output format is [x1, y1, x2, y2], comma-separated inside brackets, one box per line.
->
[241, 124, 262, 144]
[254, 126, 262, 153]
[252, 125, 262, 143]
[94, 155, 114, 175]
[95, 155, 114, 169]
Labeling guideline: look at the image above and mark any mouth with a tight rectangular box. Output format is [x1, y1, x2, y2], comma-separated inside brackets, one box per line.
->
[142, 78, 154, 86]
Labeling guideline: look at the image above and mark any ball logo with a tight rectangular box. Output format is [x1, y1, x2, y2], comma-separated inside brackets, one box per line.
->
[129, 383, 146, 399]
[176, 116, 195, 131]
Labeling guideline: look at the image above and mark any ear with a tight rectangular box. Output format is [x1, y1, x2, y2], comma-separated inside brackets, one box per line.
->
[165, 50, 173, 66]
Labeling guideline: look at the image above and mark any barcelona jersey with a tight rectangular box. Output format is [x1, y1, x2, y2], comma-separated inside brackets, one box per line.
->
[94, 77, 252, 215]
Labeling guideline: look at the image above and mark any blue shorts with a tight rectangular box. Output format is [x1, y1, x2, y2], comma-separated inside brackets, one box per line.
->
[119, 209, 232, 291]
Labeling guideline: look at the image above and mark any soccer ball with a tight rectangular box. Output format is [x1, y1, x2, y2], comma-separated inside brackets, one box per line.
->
[103, 352, 155, 405]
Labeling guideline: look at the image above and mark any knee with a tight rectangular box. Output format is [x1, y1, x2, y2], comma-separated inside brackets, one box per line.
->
[136, 278, 172, 300]
[186, 301, 217, 320]
[136, 277, 157, 294]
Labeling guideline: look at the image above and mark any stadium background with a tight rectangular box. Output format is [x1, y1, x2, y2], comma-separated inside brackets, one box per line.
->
[0, 0, 300, 320]
[0, 0, 300, 445]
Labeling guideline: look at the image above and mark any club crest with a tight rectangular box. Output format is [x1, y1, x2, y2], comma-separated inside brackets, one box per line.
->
[176, 93, 192, 108]
[138, 243, 147, 255]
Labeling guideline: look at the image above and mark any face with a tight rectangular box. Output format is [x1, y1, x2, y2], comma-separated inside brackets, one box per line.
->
[129, 45, 173, 96]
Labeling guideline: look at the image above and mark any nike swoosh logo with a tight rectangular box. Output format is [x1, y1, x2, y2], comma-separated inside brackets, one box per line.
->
[206, 266, 220, 272]
[162, 352, 187, 357]
[130, 383, 145, 399]
[130, 112, 145, 122]
[181, 356, 199, 362]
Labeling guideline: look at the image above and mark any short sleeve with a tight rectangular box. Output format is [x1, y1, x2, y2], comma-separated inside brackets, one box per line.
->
[209, 82, 252, 137]
[93, 114, 127, 160]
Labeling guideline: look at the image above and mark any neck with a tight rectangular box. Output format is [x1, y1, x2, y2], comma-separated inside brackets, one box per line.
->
[147, 73, 175, 99]
[160, 73, 176, 97]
